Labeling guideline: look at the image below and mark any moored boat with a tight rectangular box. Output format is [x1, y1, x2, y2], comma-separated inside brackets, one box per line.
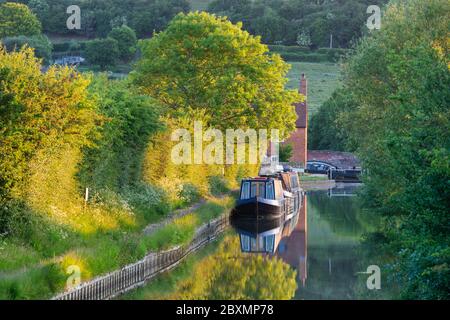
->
[231, 169, 303, 221]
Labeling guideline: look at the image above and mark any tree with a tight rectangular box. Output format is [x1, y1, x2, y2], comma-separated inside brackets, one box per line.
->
[132, 12, 301, 138]
[2, 34, 53, 62]
[296, 31, 311, 48]
[279, 144, 293, 162]
[340, 0, 450, 299]
[108, 25, 137, 61]
[130, 0, 190, 38]
[85, 38, 119, 70]
[0, 46, 97, 233]
[308, 88, 355, 152]
[0, 2, 42, 38]
[27, 0, 50, 23]
[78, 76, 163, 193]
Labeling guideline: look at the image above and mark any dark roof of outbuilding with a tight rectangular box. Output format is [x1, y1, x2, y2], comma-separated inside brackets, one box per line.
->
[308, 150, 361, 169]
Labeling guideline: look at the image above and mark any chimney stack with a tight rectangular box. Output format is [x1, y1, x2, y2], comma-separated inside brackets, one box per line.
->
[300, 73, 307, 96]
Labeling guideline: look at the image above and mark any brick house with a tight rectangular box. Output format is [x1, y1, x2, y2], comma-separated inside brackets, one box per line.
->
[283, 74, 308, 167]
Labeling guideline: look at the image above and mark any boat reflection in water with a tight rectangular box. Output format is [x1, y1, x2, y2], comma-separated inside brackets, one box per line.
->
[230, 183, 380, 299]
[230, 194, 308, 286]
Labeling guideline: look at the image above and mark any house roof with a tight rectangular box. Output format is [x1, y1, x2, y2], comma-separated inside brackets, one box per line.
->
[308, 150, 361, 169]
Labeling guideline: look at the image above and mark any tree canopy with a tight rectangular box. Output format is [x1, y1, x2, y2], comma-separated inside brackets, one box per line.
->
[15, 0, 189, 38]
[132, 12, 300, 138]
[208, 0, 388, 47]
[332, 0, 449, 299]
[0, 2, 42, 38]
[85, 38, 120, 70]
[108, 25, 137, 61]
[0, 46, 96, 211]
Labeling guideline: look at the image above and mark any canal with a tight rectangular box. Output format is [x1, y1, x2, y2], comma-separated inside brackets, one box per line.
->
[124, 184, 393, 300]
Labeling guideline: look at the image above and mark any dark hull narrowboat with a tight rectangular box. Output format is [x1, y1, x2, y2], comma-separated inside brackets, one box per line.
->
[231, 170, 304, 221]
[231, 197, 284, 219]
[230, 193, 305, 254]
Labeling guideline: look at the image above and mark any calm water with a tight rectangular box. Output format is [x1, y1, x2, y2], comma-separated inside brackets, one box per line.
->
[130, 184, 393, 300]
[229, 183, 384, 300]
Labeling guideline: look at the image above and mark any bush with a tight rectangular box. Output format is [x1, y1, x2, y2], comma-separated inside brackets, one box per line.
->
[84, 38, 119, 69]
[178, 183, 201, 205]
[268, 45, 311, 54]
[0, 2, 42, 38]
[279, 52, 329, 62]
[108, 25, 137, 61]
[2, 35, 53, 62]
[208, 176, 229, 196]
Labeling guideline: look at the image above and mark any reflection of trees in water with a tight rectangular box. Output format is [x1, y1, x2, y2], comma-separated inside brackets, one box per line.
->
[307, 189, 374, 238]
[168, 235, 297, 300]
[298, 189, 382, 300]
[296, 244, 361, 299]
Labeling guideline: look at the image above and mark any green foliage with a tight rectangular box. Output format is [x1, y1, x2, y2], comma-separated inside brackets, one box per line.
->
[296, 31, 311, 48]
[337, 0, 450, 299]
[1, 34, 52, 62]
[78, 76, 163, 194]
[147, 235, 298, 299]
[0, 2, 42, 38]
[27, 0, 50, 23]
[108, 25, 137, 61]
[268, 46, 348, 63]
[132, 12, 300, 138]
[130, 0, 190, 38]
[279, 143, 293, 162]
[0, 47, 96, 223]
[208, 176, 230, 196]
[208, 0, 388, 48]
[178, 183, 201, 205]
[85, 38, 119, 70]
[309, 89, 356, 151]
[15, 0, 189, 38]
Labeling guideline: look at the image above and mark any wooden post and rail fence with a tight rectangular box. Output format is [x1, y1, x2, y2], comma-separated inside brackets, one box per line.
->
[52, 214, 230, 300]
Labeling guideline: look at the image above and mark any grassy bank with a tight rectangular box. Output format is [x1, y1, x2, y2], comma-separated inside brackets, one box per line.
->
[189, 0, 212, 11]
[0, 194, 234, 300]
[286, 62, 341, 115]
[122, 233, 226, 300]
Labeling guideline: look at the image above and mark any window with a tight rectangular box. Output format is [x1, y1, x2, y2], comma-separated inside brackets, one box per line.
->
[290, 175, 299, 189]
[241, 235, 250, 252]
[265, 235, 275, 253]
[241, 182, 250, 200]
[266, 182, 275, 200]
[251, 182, 265, 198]
[259, 183, 265, 198]
[274, 180, 283, 199]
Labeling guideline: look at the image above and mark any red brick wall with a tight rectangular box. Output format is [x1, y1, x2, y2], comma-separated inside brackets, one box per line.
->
[284, 127, 307, 167]
[283, 74, 308, 168]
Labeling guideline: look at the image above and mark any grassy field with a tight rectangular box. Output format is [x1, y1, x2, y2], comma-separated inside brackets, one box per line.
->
[189, 0, 212, 11]
[286, 62, 342, 115]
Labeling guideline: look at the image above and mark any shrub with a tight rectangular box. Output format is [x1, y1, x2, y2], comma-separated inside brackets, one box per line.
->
[84, 38, 119, 69]
[108, 25, 137, 61]
[208, 176, 229, 196]
[2, 35, 53, 62]
[0, 2, 42, 38]
[178, 183, 201, 205]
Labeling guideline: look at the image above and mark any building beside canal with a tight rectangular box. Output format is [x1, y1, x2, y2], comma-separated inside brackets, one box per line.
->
[284, 74, 308, 167]
[284, 75, 361, 173]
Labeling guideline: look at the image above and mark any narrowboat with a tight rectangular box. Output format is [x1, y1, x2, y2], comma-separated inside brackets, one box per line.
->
[230, 197, 301, 254]
[230, 169, 303, 221]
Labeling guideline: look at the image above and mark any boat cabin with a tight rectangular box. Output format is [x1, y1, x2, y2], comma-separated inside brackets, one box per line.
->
[239, 178, 284, 201]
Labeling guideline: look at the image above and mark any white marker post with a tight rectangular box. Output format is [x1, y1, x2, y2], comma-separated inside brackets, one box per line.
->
[84, 187, 89, 210]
